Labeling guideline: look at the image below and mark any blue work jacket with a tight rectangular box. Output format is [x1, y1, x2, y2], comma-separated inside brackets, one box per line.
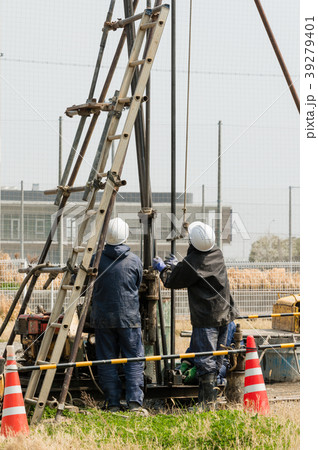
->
[90, 244, 143, 329]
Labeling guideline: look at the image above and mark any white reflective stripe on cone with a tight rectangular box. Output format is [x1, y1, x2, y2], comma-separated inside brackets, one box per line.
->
[245, 352, 258, 361]
[1, 406, 27, 418]
[245, 367, 263, 377]
[244, 383, 266, 394]
[5, 365, 18, 371]
[4, 385, 22, 395]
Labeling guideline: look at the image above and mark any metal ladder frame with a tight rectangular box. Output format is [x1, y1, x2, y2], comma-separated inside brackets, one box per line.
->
[24, 4, 169, 425]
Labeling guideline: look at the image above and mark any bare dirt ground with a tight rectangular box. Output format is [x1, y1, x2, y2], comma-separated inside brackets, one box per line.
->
[267, 381, 300, 402]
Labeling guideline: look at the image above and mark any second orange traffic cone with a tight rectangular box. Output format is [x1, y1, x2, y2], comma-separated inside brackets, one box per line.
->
[0, 345, 29, 437]
[243, 335, 270, 415]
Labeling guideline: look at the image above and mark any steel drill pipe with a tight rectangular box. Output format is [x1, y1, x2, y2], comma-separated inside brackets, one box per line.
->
[254, 0, 300, 112]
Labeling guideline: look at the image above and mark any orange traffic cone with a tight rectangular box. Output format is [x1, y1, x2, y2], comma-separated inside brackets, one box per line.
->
[0, 345, 29, 437]
[243, 335, 270, 415]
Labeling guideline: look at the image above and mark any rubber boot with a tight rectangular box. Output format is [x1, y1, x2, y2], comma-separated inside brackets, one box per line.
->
[197, 372, 219, 411]
[128, 402, 149, 417]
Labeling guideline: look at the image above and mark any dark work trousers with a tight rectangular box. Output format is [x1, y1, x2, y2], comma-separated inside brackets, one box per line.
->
[95, 327, 145, 407]
[189, 325, 228, 377]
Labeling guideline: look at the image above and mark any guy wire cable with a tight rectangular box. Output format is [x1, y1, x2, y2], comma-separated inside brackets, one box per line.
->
[182, 0, 193, 228]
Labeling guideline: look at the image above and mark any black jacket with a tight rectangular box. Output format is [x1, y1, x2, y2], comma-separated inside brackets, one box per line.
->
[90, 244, 143, 329]
[161, 245, 237, 328]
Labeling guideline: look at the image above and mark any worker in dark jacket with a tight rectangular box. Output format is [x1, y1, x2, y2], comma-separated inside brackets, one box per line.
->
[90, 217, 146, 414]
[153, 221, 237, 409]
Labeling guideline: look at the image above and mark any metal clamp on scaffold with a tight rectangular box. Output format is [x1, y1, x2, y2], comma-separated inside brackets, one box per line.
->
[106, 171, 127, 188]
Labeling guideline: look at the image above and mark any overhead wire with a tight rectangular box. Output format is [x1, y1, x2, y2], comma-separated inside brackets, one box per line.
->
[2, 58, 299, 78]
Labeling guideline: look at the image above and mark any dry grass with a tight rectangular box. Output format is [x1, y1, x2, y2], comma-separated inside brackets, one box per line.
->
[0, 295, 13, 318]
[0, 402, 300, 449]
[0, 321, 16, 343]
[270, 401, 300, 426]
[227, 267, 300, 291]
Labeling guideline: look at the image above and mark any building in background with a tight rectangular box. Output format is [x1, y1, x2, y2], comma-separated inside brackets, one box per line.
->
[0, 188, 232, 264]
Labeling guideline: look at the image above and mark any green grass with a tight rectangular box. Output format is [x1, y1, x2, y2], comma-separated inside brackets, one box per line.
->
[0, 282, 20, 290]
[0, 406, 298, 450]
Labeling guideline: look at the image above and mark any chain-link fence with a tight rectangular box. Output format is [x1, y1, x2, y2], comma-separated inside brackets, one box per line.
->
[0, 259, 70, 315]
[0, 259, 300, 317]
[162, 261, 300, 317]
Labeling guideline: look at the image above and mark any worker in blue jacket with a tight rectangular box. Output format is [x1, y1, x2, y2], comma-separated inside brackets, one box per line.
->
[90, 217, 147, 415]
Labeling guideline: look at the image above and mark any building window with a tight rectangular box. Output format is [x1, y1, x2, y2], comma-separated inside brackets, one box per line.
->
[66, 218, 77, 243]
[2, 215, 20, 240]
[35, 218, 45, 236]
[11, 218, 20, 240]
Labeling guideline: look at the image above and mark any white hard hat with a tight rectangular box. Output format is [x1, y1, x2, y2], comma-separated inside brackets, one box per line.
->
[188, 221, 215, 252]
[106, 218, 129, 245]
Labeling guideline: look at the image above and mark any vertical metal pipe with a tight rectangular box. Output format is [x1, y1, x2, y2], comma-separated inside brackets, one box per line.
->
[146, 0, 152, 207]
[217, 120, 222, 249]
[158, 281, 169, 372]
[124, 0, 147, 208]
[112, 141, 117, 219]
[124, 0, 154, 269]
[155, 327, 162, 384]
[289, 186, 292, 262]
[59, 116, 63, 265]
[20, 180, 24, 259]
[88, 0, 116, 100]
[254, 0, 300, 113]
[59, 116, 63, 183]
[170, 0, 176, 365]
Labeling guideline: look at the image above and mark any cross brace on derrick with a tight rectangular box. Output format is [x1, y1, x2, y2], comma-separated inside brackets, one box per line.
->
[0, 2, 169, 425]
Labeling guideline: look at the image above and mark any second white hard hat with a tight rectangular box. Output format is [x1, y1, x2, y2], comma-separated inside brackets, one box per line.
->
[188, 221, 215, 252]
[106, 217, 129, 246]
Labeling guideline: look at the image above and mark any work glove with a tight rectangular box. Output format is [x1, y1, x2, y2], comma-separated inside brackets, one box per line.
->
[184, 366, 197, 385]
[177, 361, 192, 375]
[152, 256, 166, 273]
[164, 253, 179, 270]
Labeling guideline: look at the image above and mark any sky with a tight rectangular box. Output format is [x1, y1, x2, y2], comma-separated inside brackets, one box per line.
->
[0, 0, 300, 259]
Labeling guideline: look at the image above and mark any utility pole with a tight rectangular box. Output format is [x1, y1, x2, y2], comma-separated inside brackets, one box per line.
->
[288, 185, 300, 263]
[289, 186, 292, 262]
[0, 53, 3, 251]
[201, 184, 205, 218]
[170, 0, 176, 366]
[20, 180, 24, 259]
[59, 116, 63, 265]
[217, 120, 222, 249]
